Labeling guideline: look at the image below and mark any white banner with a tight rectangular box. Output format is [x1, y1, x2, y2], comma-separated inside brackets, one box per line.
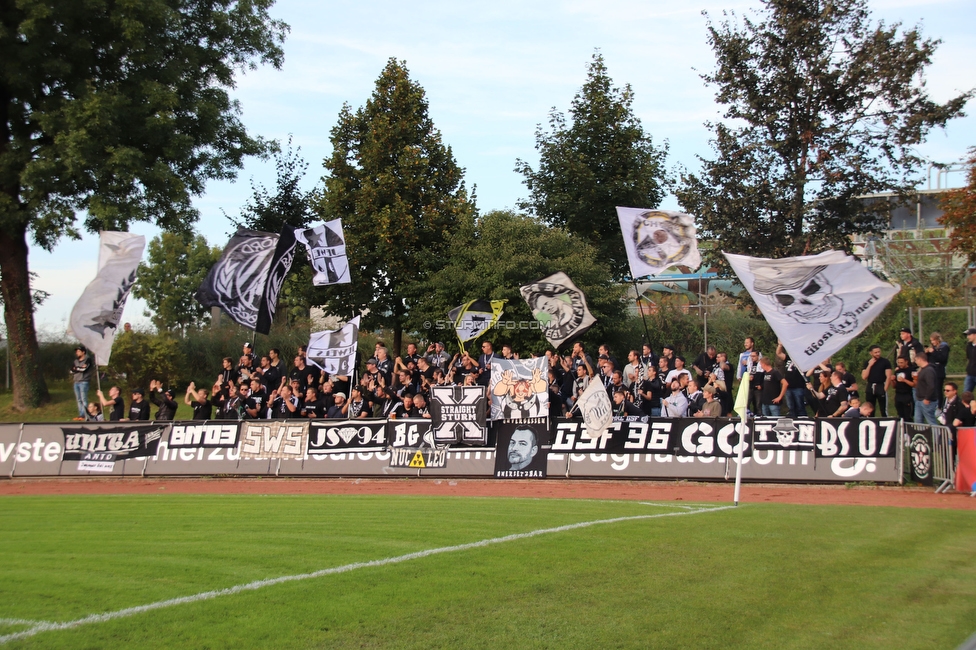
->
[577, 378, 612, 440]
[724, 250, 900, 373]
[296, 219, 350, 285]
[68, 231, 145, 364]
[489, 357, 549, 421]
[307, 316, 359, 376]
[616, 207, 702, 278]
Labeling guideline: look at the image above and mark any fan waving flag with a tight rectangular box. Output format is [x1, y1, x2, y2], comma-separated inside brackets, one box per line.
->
[448, 300, 505, 346]
[616, 207, 702, 278]
[307, 317, 360, 376]
[196, 226, 298, 335]
[295, 219, 350, 286]
[520, 272, 596, 348]
[68, 231, 146, 364]
[724, 250, 900, 373]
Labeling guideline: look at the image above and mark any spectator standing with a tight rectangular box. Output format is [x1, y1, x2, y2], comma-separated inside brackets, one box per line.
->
[70, 346, 95, 421]
[692, 346, 718, 383]
[913, 352, 940, 425]
[97, 386, 125, 421]
[892, 357, 916, 421]
[861, 345, 893, 417]
[127, 389, 151, 421]
[148, 380, 178, 420]
[809, 372, 849, 418]
[759, 357, 787, 417]
[965, 327, 976, 393]
[185, 383, 212, 420]
[925, 332, 950, 401]
[776, 343, 808, 418]
[896, 328, 924, 365]
[737, 337, 759, 380]
[426, 342, 452, 373]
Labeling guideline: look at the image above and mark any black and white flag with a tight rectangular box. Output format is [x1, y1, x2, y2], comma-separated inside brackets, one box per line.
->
[430, 385, 487, 444]
[576, 378, 612, 440]
[296, 219, 350, 285]
[195, 226, 298, 335]
[307, 316, 359, 376]
[724, 250, 900, 373]
[489, 358, 549, 421]
[68, 231, 145, 364]
[520, 272, 596, 348]
[616, 207, 702, 278]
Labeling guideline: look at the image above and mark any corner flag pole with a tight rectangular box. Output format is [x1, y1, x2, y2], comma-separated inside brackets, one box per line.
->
[732, 371, 751, 506]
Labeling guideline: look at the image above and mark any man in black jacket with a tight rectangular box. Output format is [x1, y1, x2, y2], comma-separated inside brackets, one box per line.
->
[148, 380, 178, 420]
[913, 352, 940, 425]
[964, 327, 976, 394]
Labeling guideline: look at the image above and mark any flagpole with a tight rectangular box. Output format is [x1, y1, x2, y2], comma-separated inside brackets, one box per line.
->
[93, 353, 102, 393]
[733, 413, 747, 506]
[732, 371, 751, 506]
[631, 278, 652, 345]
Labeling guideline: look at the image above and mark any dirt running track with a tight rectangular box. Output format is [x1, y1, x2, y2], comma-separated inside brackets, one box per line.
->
[0, 477, 974, 509]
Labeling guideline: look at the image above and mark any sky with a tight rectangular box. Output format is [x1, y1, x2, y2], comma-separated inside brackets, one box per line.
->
[25, 0, 976, 338]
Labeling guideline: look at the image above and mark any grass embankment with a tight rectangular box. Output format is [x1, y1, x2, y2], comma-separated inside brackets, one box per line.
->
[0, 383, 195, 422]
[0, 496, 973, 649]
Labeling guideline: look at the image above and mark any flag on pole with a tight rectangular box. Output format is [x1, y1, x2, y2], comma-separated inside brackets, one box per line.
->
[196, 226, 298, 335]
[616, 207, 702, 278]
[520, 272, 597, 348]
[577, 378, 613, 440]
[448, 300, 505, 346]
[295, 219, 350, 285]
[306, 316, 360, 376]
[734, 372, 751, 419]
[724, 250, 900, 373]
[68, 231, 146, 365]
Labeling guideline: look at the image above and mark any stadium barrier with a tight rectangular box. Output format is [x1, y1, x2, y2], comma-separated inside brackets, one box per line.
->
[0, 416, 902, 483]
[930, 424, 955, 494]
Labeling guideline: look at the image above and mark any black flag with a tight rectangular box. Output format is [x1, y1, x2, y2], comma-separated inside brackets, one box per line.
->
[196, 226, 298, 334]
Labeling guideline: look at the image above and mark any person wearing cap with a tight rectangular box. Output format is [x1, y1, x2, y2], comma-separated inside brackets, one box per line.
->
[326, 392, 346, 418]
[347, 386, 369, 419]
[895, 328, 924, 365]
[242, 341, 255, 364]
[97, 386, 125, 421]
[964, 327, 976, 393]
[660, 345, 676, 372]
[126, 388, 151, 421]
[70, 345, 96, 420]
[148, 380, 178, 420]
[216, 382, 243, 420]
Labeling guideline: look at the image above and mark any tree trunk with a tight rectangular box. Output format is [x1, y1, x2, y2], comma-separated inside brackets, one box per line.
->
[0, 223, 50, 410]
[393, 323, 402, 359]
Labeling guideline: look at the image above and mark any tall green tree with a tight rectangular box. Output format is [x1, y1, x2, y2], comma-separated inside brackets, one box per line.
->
[0, 0, 287, 409]
[516, 52, 669, 281]
[315, 58, 475, 354]
[132, 231, 221, 334]
[677, 0, 971, 271]
[412, 210, 626, 355]
[940, 148, 976, 265]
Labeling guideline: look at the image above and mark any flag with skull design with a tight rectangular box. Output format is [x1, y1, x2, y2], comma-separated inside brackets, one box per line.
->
[724, 250, 900, 373]
[616, 207, 702, 278]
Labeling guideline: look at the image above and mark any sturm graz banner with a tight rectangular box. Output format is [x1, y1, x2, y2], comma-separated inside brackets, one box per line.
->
[752, 418, 817, 452]
[904, 423, 934, 486]
[387, 418, 434, 448]
[490, 357, 549, 420]
[307, 419, 387, 453]
[494, 419, 549, 478]
[616, 207, 702, 278]
[551, 418, 751, 457]
[519, 272, 596, 348]
[196, 226, 298, 335]
[168, 422, 240, 449]
[62, 424, 166, 471]
[307, 316, 359, 376]
[296, 219, 350, 286]
[429, 385, 487, 444]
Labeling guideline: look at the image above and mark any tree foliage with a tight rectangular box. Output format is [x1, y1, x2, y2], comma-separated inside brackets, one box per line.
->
[940, 148, 976, 265]
[411, 209, 627, 355]
[0, 0, 287, 408]
[315, 58, 475, 353]
[677, 0, 971, 272]
[132, 231, 221, 334]
[516, 52, 669, 281]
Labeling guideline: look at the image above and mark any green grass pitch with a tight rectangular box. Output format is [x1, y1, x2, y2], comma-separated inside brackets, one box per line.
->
[0, 494, 974, 649]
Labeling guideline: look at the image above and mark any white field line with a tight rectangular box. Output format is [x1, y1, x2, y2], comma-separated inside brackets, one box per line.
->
[0, 504, 735, 645]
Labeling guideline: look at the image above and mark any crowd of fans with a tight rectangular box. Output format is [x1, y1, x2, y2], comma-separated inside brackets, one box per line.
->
[69, 328, 976, 439]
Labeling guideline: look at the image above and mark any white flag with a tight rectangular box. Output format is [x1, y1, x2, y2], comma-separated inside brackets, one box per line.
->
[307, 316, 359, 376]
[68, 232, 146, 365]
[616, 207, 702, 278]
[577, 379, 612, 440]
[724, 250, 900, 373]
[519, 272, 596, 348]
[295, 219, 350, 285]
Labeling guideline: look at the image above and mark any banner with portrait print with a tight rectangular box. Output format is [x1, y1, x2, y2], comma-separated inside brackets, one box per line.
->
[494, 419, 549, 478]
